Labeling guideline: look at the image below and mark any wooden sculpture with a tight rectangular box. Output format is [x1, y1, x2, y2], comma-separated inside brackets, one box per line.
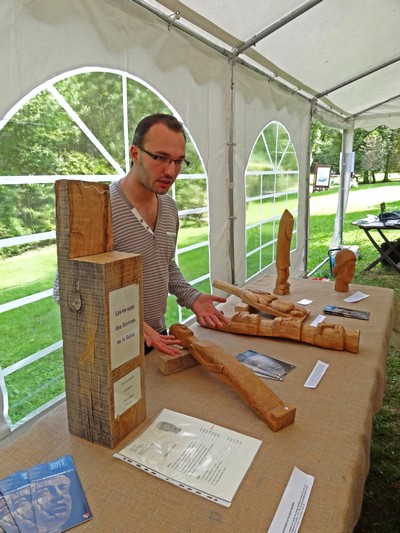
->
[169, 324, 296, 432]
[213, 279, 310, 320]
[333, 249, 356, 292]
[273, 209, 294, 295]
[202, 312, 360, 353]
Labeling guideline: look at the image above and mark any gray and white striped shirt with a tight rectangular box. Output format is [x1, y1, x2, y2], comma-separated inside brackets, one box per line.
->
[109, 181, 200, 332]
[53, 181, 200, 333]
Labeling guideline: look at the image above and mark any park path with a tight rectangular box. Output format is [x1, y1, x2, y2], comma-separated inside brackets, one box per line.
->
[310, 185, 400, 216]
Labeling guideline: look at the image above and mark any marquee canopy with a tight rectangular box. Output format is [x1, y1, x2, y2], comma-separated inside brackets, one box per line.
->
[1, 0, 399, 285]
[140, 0, 400, 131]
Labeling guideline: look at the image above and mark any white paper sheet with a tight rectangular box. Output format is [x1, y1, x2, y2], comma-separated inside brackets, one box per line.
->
[310, 314, 325, 327]
[114, 409, 262, 507]
[267, 467, 314, 533]
[304, 360, 329, 388]
[343, 291, 369, 303]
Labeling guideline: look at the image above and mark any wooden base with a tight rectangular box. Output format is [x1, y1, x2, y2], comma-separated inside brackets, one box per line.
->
[158, 350, 198, 375]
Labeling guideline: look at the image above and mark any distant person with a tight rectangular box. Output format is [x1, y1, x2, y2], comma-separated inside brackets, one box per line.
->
[350, 173, 358, 188]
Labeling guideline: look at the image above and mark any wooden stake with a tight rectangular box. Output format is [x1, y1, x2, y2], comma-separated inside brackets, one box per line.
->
[55, 180, 146, 448]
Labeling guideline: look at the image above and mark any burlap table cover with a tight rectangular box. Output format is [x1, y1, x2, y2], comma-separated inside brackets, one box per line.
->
[0, 276, 397, 532]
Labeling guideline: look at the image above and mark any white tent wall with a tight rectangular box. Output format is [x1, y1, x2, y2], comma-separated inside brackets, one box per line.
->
[232, 64, 311, 286]
[0, 0, 310, 286]
[0, 0, 233, 279]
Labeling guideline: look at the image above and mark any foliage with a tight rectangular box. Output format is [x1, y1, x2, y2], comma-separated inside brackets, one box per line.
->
[310, 120, 342, 173]
[361, 130, 384, 182]
[0, 71, 206, 257]
[311, 121, 400, 182]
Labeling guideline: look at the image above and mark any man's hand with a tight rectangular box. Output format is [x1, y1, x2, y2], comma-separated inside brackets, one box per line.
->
[191, 293, 229, 328]
[143, 322, 182, 356]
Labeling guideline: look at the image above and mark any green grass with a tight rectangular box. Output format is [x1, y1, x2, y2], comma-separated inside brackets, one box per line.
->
[0, 183, 399, 530]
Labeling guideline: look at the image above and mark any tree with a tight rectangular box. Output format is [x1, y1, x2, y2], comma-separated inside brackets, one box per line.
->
[310, 120, 342, 173]
[361, 131, 384, 183]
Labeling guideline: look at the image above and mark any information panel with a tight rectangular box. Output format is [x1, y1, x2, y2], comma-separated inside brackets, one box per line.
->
[109, 284, 140, 370]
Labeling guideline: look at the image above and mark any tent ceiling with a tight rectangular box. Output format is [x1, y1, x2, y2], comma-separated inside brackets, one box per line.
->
[138, 0, 400, 129]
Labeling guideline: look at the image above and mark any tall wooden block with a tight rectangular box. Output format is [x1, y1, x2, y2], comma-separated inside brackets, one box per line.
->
[55, 180, 146, 448]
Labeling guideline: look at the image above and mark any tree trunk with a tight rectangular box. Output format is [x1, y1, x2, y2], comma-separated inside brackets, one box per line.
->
[362, 170, 370, 184]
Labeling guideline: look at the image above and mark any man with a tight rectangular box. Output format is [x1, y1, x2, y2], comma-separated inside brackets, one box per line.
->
[109, 113, 228, 354]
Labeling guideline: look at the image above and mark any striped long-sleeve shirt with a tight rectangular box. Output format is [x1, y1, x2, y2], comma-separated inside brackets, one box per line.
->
[53, 181, 200, 332]
[108, 181, 200, 332]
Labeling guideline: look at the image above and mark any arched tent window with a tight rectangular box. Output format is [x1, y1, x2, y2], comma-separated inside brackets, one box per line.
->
[0, 69, 209, 427]
[245, 121, 299, 280]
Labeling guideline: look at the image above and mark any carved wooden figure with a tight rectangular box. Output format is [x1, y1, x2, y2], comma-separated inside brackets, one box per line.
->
[273, 209, 294, 295]
[203, 312, 360, 353]
[169, 324, 296, 432]
[213, 279, 310, 320]
[333, 249, 356, 292]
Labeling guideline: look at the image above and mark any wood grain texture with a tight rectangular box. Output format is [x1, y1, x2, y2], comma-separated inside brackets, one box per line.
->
[55, 180, 146, 448]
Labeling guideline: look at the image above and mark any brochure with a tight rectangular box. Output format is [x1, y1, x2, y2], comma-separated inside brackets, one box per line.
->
[0, 469, 36, 532]
[0, 494, 20, 533]
[236, 349, 295, 380]
[114, 408, 262, 507]
[323, 304, 370, 320]
[28, 455, 92, 532]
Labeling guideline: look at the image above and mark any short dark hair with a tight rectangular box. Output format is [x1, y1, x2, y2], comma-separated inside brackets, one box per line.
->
[132, 113, 186, 147]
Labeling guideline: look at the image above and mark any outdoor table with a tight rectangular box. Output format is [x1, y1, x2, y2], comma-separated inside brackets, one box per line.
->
[0, 276, 398, 532]
[352, 218, 400, 273]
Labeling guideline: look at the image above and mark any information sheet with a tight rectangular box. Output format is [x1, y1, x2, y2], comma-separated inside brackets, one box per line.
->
[109, 284, 140, 369]
[114, 409, 262, 507]
[267, 467, 314, 533]
[113, 367, 142, 417]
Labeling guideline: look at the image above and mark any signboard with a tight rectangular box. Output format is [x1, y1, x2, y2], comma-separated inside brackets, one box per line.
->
[313, 164, 331, 190]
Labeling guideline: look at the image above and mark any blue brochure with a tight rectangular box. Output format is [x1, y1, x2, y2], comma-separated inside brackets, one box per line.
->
[28, 455, 92, 532]
[0, 469, 36, 532]
[0, 493, 20, 533]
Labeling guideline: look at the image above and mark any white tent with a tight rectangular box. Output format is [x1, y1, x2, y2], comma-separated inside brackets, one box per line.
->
[1, 0, 400, 282]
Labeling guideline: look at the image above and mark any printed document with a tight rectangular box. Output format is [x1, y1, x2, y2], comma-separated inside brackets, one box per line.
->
[114, 409, 261, 507]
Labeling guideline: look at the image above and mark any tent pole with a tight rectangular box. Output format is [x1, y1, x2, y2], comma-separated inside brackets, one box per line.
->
[304, 103, 315, 273]
[330, 125, 355, 249]
[228, 61, 236, 285]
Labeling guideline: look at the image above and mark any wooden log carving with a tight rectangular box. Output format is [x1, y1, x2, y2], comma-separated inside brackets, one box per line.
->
[55, 179, 146, 448]
[169, 324, 296, 432]
[213, 279, 310, 320]
[203, 312, 360, 354]
[273, 209, 294, 295]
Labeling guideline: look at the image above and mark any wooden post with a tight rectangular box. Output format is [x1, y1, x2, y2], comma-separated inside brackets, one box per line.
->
[55, 180, 146, 448]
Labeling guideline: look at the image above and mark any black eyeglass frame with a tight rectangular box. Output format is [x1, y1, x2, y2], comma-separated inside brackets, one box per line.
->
[139, 147, 190, 168]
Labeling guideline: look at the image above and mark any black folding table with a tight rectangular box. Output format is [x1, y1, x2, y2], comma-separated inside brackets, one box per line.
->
[352, 219, 400, 273]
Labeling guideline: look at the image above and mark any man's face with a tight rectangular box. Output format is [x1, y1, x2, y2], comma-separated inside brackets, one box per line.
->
[131, 122, 186, 195]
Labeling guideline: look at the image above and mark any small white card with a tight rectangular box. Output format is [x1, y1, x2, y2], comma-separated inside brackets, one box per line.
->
[297, 298, 312, 305]
[304, 360, 329, 388]
[344, 291, 369, 303]
[310, 314, 325, 327]
[267, 466, 315, 533]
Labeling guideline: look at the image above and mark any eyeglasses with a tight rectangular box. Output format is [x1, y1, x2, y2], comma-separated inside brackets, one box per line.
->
[139, 147, 190, 168]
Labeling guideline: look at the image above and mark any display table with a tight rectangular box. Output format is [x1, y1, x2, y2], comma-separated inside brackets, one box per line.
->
[352, 219, 400, 273]
[0, 276, 398, 532]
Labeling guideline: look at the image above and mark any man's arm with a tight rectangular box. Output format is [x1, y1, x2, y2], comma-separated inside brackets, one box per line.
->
[168, 260, 228, 328]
